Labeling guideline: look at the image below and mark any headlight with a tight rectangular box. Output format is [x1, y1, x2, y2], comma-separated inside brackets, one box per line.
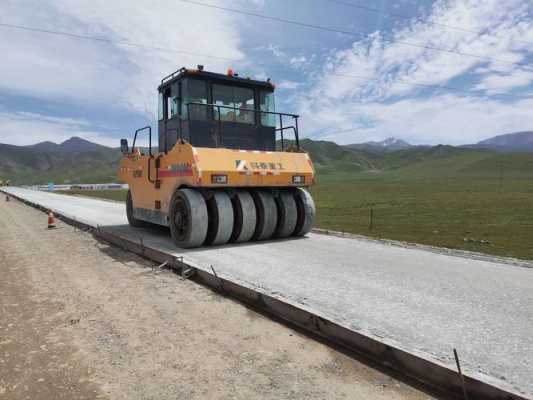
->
[292, 175, 305, 184]
[211, 174, 228, 184]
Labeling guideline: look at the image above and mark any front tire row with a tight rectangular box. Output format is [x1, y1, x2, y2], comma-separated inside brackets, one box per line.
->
[167, 188, 315, 248]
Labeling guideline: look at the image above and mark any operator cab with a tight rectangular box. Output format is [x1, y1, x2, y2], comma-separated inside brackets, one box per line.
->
[157, 66, 297, 153]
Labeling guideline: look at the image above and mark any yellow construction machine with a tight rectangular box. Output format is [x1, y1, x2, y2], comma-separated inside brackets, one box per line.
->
[118, 66, 315, 248]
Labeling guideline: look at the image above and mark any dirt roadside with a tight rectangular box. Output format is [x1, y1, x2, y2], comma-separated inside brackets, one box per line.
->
[0, 198, 435, 400]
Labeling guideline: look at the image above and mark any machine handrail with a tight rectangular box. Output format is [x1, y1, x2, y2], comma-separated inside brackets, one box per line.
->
[185, 102, 300, 150]
[131, 126, 156, 184]
[275, 126, 297, 150]
[132, 126, 152, 156]
[186, 101, 299, 118]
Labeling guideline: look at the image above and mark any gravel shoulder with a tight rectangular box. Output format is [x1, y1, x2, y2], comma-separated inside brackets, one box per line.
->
[0, 198, 434, 399]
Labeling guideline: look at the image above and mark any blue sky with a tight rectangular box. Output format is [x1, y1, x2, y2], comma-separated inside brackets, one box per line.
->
[1, 0, 532, 147]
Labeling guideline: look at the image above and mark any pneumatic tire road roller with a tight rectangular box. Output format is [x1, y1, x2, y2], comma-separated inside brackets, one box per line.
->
[118, 66, 315, 248]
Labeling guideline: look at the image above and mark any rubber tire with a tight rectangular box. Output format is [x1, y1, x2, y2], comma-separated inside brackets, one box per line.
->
[169, 188, 208, 248]
[293, 188, 316, 237]
[126, 190, 147, 228]
[205, 191, 234, 246]
[275, 191, 298, 238]
[252, 190, 278, 241]
[230, 190, 257, 243]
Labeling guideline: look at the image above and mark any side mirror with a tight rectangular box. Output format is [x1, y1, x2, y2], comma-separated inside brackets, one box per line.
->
[120, 139, 129, 155]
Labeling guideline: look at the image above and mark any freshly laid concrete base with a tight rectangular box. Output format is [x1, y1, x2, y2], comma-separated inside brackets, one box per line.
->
[2, 187, 532, 400]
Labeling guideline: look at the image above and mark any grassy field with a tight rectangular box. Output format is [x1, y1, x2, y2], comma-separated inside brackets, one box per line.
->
[59, 174, 533, 261]
[310, 173, 533, 260]
[58, 189, 128, 202]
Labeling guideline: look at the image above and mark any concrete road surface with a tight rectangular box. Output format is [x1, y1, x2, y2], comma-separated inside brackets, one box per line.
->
[4, 187, 533, 398]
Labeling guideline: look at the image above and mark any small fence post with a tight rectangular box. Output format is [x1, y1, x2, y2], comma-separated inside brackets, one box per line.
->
[369, 207, 374, 231]
[453, 348, 469, 400]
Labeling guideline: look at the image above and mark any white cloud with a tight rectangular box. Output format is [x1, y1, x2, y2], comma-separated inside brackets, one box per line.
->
[289, 56, 307, 69]
[296, 0, 533, 144]
[475, 70, 533, 93]
[265, 44, 286, 59]
[276, 80, 300, 90]
[0, 0, 246, 117]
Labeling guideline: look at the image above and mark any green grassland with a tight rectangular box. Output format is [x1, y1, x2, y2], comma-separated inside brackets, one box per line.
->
[310, 175, 533, 260]
[58, 189, 128, 202]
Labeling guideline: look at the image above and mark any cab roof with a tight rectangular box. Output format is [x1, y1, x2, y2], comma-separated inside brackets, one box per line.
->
[158, 67, 275, 92]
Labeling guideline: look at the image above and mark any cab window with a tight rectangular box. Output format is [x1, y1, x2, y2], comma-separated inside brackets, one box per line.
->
[212, 84, 234, 122]
[234, 87, 254, 124]
[158, 92, 164, 121]
[212, 84, 255, 124]
[260, 91, 275, 127]
[166, 82, 180, 119]
[183, 79, 207, 120]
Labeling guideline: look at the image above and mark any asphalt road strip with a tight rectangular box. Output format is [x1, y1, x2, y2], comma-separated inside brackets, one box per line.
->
[2, 187, 531, 400]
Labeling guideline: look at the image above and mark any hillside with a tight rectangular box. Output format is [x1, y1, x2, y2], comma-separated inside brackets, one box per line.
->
[0, 137, 121, 184]
[467, 131, 533, 152]
[298, 139, 378, 173]
[2, 136, 533, 184]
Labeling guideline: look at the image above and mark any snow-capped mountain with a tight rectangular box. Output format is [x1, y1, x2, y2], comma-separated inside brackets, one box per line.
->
[345, 137, 413, 152]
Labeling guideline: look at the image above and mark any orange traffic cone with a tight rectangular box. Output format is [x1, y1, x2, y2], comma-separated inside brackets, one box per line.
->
[47, 211, 56, 229]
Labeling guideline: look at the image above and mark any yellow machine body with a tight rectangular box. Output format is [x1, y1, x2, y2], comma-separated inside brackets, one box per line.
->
[118, 140, 315, 227]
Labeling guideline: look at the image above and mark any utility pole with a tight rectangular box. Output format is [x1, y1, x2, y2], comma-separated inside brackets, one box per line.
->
[499, 158, 503, 190]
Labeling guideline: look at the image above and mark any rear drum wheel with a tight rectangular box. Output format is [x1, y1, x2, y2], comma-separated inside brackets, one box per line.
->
[293, 188, 316, 237]
[205, 191, 234, 246]
[252, 190, 278, 241]
[275, 191, 298, 238]
[126, 190, 147, 228]
[169, 188, 208, 248]
[230, 190, 257, 243]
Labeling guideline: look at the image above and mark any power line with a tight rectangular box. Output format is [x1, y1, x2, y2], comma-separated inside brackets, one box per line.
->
[0, 22, 241, 62]
[324, 0, 533, 48]
[180, 0, 533, 72]
[0, 20, 529, 101]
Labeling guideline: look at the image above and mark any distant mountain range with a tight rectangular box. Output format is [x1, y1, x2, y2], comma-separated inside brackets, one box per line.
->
[348, 131, 533, 153]
[28, 137, 112, 154]
[1, 132, 533, 184]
